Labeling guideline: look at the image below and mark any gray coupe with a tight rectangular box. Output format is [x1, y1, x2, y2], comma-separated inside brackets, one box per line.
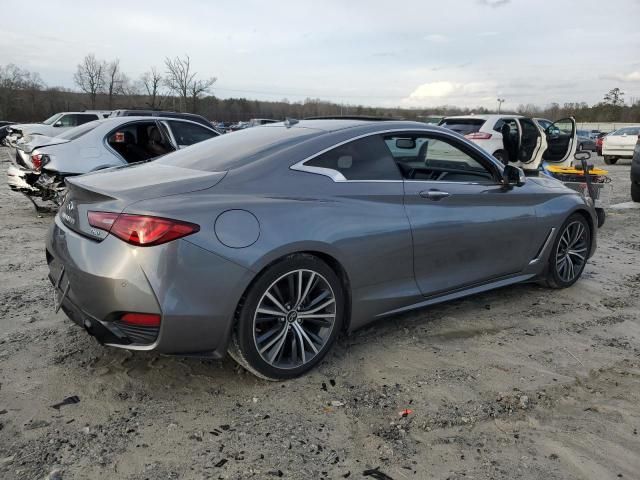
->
[46, 119, 597, 379]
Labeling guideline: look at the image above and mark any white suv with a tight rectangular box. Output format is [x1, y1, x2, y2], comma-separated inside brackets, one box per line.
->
[439, 114, 577, 170]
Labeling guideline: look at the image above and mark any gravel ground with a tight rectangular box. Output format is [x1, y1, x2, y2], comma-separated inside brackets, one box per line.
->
[0, 148, 639, 480]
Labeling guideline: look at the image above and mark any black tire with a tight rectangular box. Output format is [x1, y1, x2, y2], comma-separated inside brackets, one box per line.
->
[493, 150, 507, 165]
[228, 254, 345, 380]
[603, 156, 618, 165]
[632, 182, 640, 202]
[544, 213, 591, 289]
[596, 208, 606, 228]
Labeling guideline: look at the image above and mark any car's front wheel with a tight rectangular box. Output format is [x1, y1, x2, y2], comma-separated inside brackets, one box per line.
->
[228, 254, 344, 380]
[544, 213, 591, 289]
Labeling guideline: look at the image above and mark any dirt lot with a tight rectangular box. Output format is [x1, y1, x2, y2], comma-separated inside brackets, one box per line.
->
[1, 148, 639, 480]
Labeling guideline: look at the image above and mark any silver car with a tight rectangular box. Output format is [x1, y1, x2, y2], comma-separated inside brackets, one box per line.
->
[4, 111, 108, 146]
[46, 119, 597, 380]
[8, 116, 220, 208]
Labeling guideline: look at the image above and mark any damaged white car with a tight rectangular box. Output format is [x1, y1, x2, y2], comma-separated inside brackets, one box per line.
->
[7, 116, 219, 210]
[4, 111, 108, 147]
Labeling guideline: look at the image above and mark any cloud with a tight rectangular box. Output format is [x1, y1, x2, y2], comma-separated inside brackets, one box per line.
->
[424, 34, 448, 43]
[477, 0, 510, 7]
[601, 71, 640, 82]
[402, 81, 497, 107]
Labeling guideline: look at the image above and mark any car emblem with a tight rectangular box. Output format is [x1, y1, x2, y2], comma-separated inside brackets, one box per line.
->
[66, 200, 75, 212]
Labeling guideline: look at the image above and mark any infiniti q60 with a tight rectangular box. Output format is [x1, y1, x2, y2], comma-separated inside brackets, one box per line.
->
[47, 119, 597, 379]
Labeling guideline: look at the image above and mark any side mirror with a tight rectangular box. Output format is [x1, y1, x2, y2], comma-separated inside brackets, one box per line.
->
[502, 164, 526, 188]
[395, 138, 416, 149]
[54, 121, 63, 127]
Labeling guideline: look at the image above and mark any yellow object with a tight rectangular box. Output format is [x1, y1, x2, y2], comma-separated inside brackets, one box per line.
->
[545, 165, 609, 176]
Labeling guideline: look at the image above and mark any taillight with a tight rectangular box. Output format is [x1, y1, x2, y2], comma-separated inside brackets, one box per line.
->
[120, 313, 161, 327]
[465, 132, 492, 140]
[32, 154, 44, 170]
[88, 211, 199, 246]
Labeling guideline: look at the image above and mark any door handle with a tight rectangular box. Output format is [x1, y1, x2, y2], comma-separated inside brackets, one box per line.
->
[420, 190, 450, 201]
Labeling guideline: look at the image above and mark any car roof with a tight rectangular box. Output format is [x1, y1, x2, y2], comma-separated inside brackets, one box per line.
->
[263, 119, 438, 133]
[442, 114, 524, 121]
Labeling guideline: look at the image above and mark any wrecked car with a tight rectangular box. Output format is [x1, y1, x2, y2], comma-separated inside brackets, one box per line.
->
[4, 111, 107, 147]
[7, 116, 220, 209]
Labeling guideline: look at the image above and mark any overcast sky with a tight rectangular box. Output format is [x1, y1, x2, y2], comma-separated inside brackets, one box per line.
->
[2, 0, 639, 110]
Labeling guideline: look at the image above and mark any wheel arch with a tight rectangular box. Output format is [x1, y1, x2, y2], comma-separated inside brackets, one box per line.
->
[237, 246, 353, 333]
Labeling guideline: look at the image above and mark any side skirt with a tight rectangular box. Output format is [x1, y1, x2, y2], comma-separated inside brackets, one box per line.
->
[375, 273, 537, 319]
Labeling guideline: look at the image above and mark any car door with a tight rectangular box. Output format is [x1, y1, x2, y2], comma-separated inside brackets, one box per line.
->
[164, 120, 219, 149]
[540, 118, 577, 166]
[387, 131, 544, 297]
[512, 117, 546, 170]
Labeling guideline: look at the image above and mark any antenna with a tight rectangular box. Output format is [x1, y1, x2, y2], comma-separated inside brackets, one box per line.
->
[284, 117, 299, 128]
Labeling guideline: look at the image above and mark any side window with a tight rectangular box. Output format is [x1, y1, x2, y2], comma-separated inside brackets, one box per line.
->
[168, 121, 217, 147]
[384, 134, 496, 183]
[57, 115, 76, 127]
[305, 135, 401, 180]
[106, 121, 175, 164]
[76, 114, 98, 125]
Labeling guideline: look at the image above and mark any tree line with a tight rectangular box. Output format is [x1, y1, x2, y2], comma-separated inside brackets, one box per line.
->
[1, 59, 639, 124]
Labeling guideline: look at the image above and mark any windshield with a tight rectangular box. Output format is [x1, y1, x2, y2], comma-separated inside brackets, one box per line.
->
[438, 118, 486, 135]
[56, 121, 100, 140]
[612, 127, 640, 136]
[42, 113, 63, 125]
[155, 126, 321, 171]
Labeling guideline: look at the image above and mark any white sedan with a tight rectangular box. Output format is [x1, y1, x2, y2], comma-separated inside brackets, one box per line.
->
[7, 116, 219, 209]
[602, 126, 640, 165]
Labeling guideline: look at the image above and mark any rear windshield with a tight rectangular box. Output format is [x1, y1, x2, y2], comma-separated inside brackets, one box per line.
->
[439, 118, 486, 135]
[155, 126, 321, 171]
[612, 127, 640, 136]
[56, 121, 99, 140]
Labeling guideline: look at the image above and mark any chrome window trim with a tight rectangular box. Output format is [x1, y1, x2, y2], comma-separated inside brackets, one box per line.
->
[289, 127, 502, 183]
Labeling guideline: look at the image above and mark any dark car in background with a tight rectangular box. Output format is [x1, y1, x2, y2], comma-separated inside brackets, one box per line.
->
[109, 110, 212, 128]
[576, 130, 597, 152]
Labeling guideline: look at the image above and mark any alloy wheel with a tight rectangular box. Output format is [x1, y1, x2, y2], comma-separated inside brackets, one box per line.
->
[253, 269, 336, 369]
[555, 221, 588, 283]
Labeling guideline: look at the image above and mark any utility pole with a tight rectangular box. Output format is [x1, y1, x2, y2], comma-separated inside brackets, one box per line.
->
[497, 98, 505, 114]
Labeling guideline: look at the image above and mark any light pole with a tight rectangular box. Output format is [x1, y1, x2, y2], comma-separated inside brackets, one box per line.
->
[497, 98, 505, 114]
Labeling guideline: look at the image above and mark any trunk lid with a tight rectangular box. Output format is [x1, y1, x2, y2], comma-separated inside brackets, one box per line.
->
[61, 163, 226, 238]
[606, 134, 637, 148]
[18, 134, 69, 154]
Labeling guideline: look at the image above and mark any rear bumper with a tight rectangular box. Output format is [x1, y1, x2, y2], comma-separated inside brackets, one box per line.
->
[603, 147, 634, 158]
[46, 216, 253, 357]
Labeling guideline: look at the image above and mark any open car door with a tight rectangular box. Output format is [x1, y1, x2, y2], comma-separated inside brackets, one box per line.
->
[540, 117, 576, 167]
[510, 118, 546, 172]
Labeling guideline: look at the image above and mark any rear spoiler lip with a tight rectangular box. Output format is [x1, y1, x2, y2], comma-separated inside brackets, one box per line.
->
[65, 166, 228, 207]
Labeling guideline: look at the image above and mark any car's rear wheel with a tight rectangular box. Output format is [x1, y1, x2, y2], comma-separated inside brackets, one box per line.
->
[228, 254, 344, 380]
[544, 213, 591, 289]
[603, 156, 618, 165]
[632, 182, 640, 202]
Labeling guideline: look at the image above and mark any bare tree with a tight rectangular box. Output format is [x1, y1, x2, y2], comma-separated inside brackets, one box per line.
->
[105, 59, 127, 109]
[190, 77, 216, 113]
[140, 67, 164, 109]
[164, 55, 215, 112]
[73, 54, 105, 109]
